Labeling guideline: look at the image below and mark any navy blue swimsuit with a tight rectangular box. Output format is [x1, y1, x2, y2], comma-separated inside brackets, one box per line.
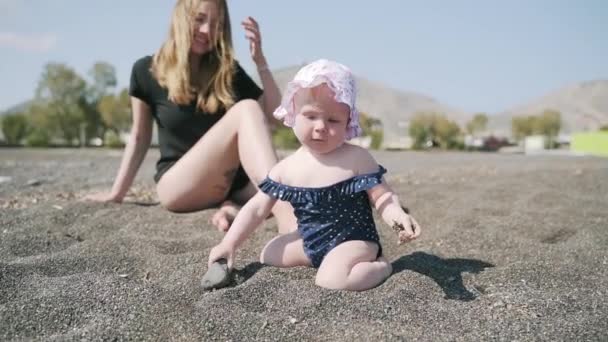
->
[258, 165, 387, 267]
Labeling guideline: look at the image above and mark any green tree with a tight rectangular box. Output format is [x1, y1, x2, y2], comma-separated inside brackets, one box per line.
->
[512, 110, 561, 147]
[272, 126, 300, 150]
[26, 102, 51, 132]
[25, 129, 51, 147]
[535, 109, 561, 148]
[98, 88, 132, 133]
[465, 113, 488, 135]
[86, 62, 118, 141]
[435, 116, 462, 149]
[511, 115, 536, 142]
[409, 112, 462, 149]
[359, 111, 383, 149]
[409, 112, 436, 149]
[35, 63, 87, 145]
[88, 62, 117, 100]
[1, 112, 29, 145]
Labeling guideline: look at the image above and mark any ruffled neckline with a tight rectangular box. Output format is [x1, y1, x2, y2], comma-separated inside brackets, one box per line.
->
[258, 165, 387, 204]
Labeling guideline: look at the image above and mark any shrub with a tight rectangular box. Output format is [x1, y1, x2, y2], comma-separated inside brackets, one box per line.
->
[272, 127, 300, 150]
[104, 130, 124, 148]
[370, 130, 383, 150]
[25, 129, 50, 147]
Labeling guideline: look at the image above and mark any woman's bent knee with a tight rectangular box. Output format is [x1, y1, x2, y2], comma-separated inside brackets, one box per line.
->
[157, 184, 220, 213]
[158, 192, 191, 213]
[230, 99, 263, 116]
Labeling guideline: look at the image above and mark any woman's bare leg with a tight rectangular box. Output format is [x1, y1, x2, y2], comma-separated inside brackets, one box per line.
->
[315, 240, 392, 291]
[156, 99, 297, 233]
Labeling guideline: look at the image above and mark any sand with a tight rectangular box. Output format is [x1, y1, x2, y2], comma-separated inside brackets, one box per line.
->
[1, 148, 607, 341]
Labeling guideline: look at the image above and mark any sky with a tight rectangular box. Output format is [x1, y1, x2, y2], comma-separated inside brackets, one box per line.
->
[0, 0, 606, 114]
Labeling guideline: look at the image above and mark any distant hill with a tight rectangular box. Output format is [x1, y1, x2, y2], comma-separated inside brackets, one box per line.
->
[262, 64, 471, 147]
[487, 80, 608, 136]
[0, 100, 33, 118]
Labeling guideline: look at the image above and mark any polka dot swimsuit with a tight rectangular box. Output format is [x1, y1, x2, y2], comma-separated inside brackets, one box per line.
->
[259, 166, 386, 268]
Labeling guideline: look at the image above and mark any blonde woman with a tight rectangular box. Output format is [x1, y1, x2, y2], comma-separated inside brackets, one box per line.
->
[86, 0, 296, 233]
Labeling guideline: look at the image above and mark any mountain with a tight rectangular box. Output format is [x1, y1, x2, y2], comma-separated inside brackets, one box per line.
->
[487, 80, 608, 136]
[263, 64, 471, 147]
[0, 100, 34, 118]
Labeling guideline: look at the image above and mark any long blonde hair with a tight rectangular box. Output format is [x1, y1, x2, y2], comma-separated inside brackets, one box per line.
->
[152, 0, 235, 113]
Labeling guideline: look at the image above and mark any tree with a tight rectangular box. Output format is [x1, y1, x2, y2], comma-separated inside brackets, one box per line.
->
[511, 110, 561, 148]
[1, 112, 29, 145]
[359, 111, 383, 149]
[435, 116, 462, 149]
[23, 103, 52, 147]
[535, 109, 561, 148]
[88, 62, 117, 100]
[35, 63, 87, 145]
[86, 62, 118, 141]
[409, 112, 462, 149]
[98, 88, 132, 133]
[272, 126, 300, 150]
[465, 113, 488, 135]
[511, 115, 536, 142]
[409, 112, 436, 149]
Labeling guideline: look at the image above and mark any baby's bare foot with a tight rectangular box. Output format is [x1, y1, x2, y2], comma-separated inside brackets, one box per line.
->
[211, 201, 240, 232]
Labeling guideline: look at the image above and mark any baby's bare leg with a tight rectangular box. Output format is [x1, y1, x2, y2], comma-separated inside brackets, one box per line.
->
[260, 231, 311, 267]
[315, 240, 392, 291]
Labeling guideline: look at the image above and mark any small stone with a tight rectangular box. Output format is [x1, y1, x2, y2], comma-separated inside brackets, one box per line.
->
[201, 258, 231, 290]
[492, 300, 505, 308]
[27, 179, 42, 186]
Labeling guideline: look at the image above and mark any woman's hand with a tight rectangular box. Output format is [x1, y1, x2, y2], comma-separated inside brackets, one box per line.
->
[83, 191, 123, 203]
[208, 242, 236, 269]
[392, 214, 422, 245]
[241, 16, 266, 67]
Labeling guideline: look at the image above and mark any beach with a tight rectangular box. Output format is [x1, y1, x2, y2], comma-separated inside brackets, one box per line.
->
[1, 148, 606, 341]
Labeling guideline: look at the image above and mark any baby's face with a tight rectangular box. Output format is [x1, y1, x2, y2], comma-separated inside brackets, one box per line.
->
[293, 84, 350, 154]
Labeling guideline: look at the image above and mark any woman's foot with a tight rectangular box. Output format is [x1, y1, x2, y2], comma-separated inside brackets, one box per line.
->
[210, 200, 240, 232]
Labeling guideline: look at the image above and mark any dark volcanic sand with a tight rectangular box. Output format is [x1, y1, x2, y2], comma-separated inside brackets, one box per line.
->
[1, 148, 606, 341]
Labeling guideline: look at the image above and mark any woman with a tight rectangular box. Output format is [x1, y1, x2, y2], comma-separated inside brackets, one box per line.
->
[86, 0, 296, 233]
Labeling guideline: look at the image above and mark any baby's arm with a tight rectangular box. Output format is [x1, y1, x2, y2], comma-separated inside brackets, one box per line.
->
[208, 191, 277, 268]
[368, 183, 421, 243]
[350, 146, 421, 243]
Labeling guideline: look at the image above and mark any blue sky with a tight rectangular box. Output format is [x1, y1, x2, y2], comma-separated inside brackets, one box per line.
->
[1, 0, 606, 114]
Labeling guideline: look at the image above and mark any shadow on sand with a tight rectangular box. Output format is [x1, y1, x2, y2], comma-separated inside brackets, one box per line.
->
[392, 251, 494, 301]
[216, 252, 494, 299]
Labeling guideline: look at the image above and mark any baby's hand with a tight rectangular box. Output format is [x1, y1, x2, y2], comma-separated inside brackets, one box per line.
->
[208, 242, 235, 269]
[392, 214, 421, 245]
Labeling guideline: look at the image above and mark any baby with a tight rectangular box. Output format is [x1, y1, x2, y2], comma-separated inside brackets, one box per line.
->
[207, 59, 421, 291]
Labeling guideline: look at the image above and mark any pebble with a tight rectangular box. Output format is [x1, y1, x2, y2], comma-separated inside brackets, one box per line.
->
[201, 259, 231, 290]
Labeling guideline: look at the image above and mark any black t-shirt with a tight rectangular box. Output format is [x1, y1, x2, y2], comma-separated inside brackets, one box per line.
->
[129, 55, 262, 183]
